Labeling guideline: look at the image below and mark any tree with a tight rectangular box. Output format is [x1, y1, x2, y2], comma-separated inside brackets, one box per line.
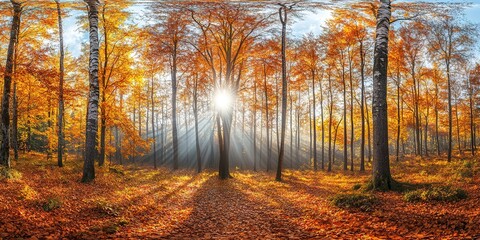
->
[276, 3, 293, 181]
[55, 0, 65, 167]
[372, 0, 392, 190]
[0, 0, 22, 168]
[426, 15, 476, 161]
[82, 0, 100, 183]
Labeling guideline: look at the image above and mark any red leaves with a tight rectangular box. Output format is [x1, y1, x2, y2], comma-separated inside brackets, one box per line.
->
[0, 155, 479, 238]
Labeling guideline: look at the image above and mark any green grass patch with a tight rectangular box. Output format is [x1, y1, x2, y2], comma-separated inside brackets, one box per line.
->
[404, 185, 468, 202]
[331, 193, 377, 212]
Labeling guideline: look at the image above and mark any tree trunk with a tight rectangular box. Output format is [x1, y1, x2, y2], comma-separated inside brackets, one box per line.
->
[82, 0, 100, 183]
[56, 0, 65, 167]
[253, 81, 257, 171]
[348, 48, 354, 171]
[447, 60, 452, 162]
[296, 91, 301, 168]
[290, 93, 293, 169]
[360, 41, 366, 171]
[366, 98, 372, 162]
[276, 4, 288, 181]
[333, 119, 342, 166]
[172, 43, 179, 170]
[98, 6, 108, 167]
[396, 67, 401, 162]
[469, 76, 475, 156]
[264, 63, 271, 172]
[151, 76, 157, 169]
[12, 83, 18, 161]
[455, 100, 462, 155]
[194, 75, 201, 173]
[312, 70, 317, 171]
[372, 0, 392, 190]
[0, 0, 21, 168]
[328, 74, 333, 172]
[342, 51, 348, 171]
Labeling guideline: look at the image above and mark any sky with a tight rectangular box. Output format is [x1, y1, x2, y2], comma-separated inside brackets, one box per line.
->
[61, 1, 480, 58]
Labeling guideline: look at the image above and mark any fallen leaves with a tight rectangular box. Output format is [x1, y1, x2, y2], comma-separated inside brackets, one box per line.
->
[0, 154, 479, 239]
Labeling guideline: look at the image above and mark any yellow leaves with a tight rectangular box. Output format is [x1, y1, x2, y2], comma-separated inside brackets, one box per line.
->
[1, 154, 480, 238]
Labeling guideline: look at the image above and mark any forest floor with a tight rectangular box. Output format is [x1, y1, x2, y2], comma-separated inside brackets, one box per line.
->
[0, 153, 479, 239]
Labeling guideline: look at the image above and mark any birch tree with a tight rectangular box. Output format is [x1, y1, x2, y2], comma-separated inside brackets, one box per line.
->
[372, 0, 392, 189]
[82, 0, 100, 183]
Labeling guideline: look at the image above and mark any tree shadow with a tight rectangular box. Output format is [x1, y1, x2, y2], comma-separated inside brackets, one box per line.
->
[160, 176, 324, 239]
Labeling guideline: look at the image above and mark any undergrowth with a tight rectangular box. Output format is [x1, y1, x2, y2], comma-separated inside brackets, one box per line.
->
[404, 185, 468, 202]
[331, 193, 377, 212]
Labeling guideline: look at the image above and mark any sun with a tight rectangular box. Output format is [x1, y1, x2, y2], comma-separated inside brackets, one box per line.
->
[214, 89, 233, 113]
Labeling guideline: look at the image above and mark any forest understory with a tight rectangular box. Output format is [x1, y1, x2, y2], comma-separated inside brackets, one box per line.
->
[0, 153, 479, 239]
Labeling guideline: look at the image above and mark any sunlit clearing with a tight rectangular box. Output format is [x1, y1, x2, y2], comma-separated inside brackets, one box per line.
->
[214, 89, 233, 113]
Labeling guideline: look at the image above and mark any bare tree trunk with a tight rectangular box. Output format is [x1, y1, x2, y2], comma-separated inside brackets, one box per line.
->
[264, 63, 271, 172]
[469, 76, 475, 156]
[455, 100, 462, 155]
[253, 81, 257, 171]
[194, 75, 201, 173]
[328, 74, 333, 172]
[99, 6, 108, 167]
[360, 41, 366, 171]
[424, 87, 430, 157]
[151, 76, 157, 169]
[318, 78, 324, 170]
[12, 83, 18, 161]
[56, 0, 65, 167]
[276, 4, 288, 181]
[372, 0, 392, 190]
[312, 70, 317, 171]
[333, 119, 342, 166]
[172, 43, 179, 170]
[296, 91, 301, 168]
[447, 60, 453, 162]
[290, 92, 293, 169]
[47, 100, 52, 160]
[396, 68, 401, 162]
[342, 53, 348, 171]
[366, 96, 372, 162]
[82, 0, 100, 183]
[0, 0, 21, 168]
[348, 47, 354, 171]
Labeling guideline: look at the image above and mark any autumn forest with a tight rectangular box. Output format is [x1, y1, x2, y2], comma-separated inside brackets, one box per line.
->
[0, 0, 479, 238]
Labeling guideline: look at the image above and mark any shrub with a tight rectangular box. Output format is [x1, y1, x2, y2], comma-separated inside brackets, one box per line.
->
[20, 185, 37, 200]
[352, 183, 362, 190]
[0, 167, 22, 180]
[404, 186, 468, 202]
[42, 196, 62, 211]
[94, 200, 120, 217]
[458, 161, 475, 178]
[331, 193, 377, 212]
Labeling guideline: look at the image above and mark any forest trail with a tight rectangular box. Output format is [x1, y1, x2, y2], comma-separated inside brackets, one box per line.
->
[0, 154, 479, 239]
[161, 176, 321, 239]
